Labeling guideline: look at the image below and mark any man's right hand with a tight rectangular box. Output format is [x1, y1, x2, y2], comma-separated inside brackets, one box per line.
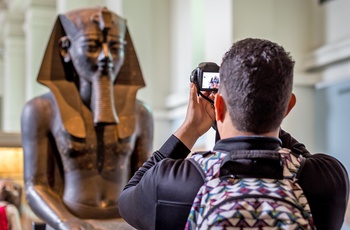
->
[174, 83, 216, 149]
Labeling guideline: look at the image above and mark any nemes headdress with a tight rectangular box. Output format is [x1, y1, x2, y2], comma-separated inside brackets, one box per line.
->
[37, 7, 145, 140]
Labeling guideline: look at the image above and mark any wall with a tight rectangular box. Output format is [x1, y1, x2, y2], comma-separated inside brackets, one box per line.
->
[232, 0, 316, 151]
[0, 0, 320, 147]
[121, 0, 172, 148]
[307, 0, 350, 228]
[120, 0, 319, 151]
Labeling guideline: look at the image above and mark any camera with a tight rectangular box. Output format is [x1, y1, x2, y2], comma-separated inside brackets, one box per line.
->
[190, 62, 220, 92]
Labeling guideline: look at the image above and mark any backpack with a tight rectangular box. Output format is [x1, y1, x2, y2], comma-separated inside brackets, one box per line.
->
[185, 148, 315, 229]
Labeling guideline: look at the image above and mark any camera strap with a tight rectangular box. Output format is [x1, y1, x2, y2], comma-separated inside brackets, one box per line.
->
[198, 91, 214, 105]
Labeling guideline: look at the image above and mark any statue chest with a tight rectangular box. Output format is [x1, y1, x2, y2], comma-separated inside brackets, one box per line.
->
[53, 124, 136, 172]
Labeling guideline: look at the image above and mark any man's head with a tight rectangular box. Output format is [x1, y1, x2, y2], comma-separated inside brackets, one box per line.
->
[217, 38, 295, 135]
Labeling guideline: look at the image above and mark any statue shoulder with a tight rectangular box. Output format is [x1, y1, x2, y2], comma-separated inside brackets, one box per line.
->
[21, 92, 56, 125]
[135, 99, 153, 120]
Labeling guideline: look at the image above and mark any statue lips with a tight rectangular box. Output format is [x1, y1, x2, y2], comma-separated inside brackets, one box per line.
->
[97, 55, 115, 76]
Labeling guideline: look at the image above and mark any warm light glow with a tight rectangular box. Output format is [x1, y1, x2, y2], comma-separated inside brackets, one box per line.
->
[0, 147, 23, 183]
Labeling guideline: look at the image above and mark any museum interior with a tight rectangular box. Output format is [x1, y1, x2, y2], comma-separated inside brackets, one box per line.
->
[0, 0, 349, 229]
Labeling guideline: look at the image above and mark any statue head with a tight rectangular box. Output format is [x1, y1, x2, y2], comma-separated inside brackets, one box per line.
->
[37, 7, 145, 139]
[59, 7, 126, 84]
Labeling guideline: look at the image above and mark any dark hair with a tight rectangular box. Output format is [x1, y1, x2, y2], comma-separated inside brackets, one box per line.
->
[219, 38, 295, 134]
[0, 187, 13, 204]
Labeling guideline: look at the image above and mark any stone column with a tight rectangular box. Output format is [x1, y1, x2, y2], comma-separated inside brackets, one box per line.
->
[105, 0, 122, 14]
[56, 0, 106, 14]
[1, 10, 25, 132]
[0, 39, 3, 131]
[202, 0, 233, 149]
[166, 0, 233, 150]
[23, 0, 56, 100]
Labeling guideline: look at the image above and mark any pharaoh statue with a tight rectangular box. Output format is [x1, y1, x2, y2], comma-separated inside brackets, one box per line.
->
[21, 7, 153, 230]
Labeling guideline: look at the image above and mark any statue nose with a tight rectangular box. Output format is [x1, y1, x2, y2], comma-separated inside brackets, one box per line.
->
[98, 43, 112, 63]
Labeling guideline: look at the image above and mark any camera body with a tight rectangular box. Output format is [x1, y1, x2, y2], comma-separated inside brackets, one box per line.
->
[190, 62, 220, 92]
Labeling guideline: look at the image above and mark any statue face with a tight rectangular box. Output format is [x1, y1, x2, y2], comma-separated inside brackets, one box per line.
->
[57, 8, 130, 124]
[37, 8, 145, 128]
[59, 8, 127, 83]
[68, 32, 125, 82]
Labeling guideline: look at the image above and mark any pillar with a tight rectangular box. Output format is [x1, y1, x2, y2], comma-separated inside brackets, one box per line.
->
[23, 0, 56, 101]
[0, 39, 3, 131]
[56, 0, 121, 13]
[166, 0, 233, 150]
[2, 10, 25, 132]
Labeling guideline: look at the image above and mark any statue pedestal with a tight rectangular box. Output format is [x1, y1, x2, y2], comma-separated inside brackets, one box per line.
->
[86, 219, 134, 230]
[44, 218, 134, 230]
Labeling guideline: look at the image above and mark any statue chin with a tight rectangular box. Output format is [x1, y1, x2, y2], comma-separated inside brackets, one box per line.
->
[91, 75, 119, 125]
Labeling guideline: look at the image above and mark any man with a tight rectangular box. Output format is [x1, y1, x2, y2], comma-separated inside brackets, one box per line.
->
[21, 7, 153, 230]
[118, 38, 349, 229]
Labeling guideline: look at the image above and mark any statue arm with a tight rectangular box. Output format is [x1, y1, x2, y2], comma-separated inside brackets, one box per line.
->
[132, 101, 154, 172]
[21, 98, 95, 230]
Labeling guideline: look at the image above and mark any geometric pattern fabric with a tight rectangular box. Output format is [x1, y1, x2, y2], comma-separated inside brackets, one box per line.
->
[185, 148, 315, 229]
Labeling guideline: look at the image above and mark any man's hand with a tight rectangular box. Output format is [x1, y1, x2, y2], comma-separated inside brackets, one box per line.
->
[174, 83, 215, 149]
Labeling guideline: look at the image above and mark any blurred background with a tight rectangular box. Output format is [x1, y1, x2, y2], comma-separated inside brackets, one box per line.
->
[0, 0, 349, 229]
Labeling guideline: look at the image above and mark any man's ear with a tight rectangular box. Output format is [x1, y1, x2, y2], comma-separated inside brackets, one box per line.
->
[214, 93, 225, 122]
[59, 36, 71, 63]
[285, 93, 296, 117]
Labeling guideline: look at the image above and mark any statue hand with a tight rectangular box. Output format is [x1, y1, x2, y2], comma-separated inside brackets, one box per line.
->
[57, 219, 98, 230]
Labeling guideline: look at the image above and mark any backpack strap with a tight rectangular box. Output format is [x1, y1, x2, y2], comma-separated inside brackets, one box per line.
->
[190, 148, 307, 181]
[189, 151, 227, 181]
[279, 148, 306, 180]
[279, 148, 312, 213]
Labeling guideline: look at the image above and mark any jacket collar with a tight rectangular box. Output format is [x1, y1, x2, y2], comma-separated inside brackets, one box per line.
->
[213, 136, 284, 179]
[213, 136, 282, 153]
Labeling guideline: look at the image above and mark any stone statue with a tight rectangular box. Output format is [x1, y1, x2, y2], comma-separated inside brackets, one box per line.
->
[21, 7, 153, 230]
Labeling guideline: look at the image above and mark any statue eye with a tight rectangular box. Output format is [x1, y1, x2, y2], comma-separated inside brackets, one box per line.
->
[83, 40, 101, 53]
[109, 42, 125, 54]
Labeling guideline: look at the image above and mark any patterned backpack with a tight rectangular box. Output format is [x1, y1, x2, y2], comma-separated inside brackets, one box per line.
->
[185, 148, 315, 229]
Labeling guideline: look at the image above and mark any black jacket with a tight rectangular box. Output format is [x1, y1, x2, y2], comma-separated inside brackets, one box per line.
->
[118, 130, 349, 230]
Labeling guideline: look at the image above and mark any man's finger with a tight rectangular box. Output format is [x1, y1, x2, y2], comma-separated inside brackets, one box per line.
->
[189, 83, 198, 104]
